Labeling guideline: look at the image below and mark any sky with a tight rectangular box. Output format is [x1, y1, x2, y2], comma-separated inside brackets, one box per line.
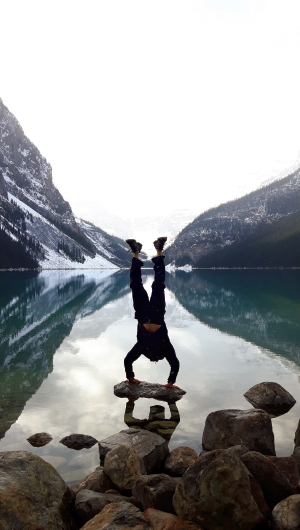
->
[1, 0, 300, 220]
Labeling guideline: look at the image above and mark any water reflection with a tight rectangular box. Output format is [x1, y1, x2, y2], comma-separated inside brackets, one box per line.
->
[124, 398, 180, 442]
[0, 270, 130, 439]
[166, 270, 300, 366]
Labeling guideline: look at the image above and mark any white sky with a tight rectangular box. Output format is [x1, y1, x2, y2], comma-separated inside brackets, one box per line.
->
[1, 0, 300, 219]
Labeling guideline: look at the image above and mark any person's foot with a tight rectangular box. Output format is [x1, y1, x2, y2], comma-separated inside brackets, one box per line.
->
[153, 237, 167, 251]
[125, 239, 143, 253]
[164, 382, 181, 389]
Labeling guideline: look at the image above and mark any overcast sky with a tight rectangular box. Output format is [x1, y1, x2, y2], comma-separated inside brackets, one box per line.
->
[1, 0, 300, 220]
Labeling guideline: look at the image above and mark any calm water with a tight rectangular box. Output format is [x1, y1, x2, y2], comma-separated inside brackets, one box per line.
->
[1, 269, 300, 484]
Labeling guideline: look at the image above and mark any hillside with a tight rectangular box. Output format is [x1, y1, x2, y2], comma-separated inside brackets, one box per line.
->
[166, 168, 300, 268]
[0, 98, 130, 269]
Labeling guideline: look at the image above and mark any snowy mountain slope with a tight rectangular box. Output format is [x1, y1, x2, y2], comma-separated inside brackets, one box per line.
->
[166, 166, 300, 267]
[0, 98, 130, 269]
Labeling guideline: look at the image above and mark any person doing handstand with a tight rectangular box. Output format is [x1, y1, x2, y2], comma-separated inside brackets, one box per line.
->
[124, 237, 180, 389]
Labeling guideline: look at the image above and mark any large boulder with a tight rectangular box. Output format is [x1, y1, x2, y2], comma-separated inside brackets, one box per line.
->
[241, 451, 295, 509]
[294, 421, 300, 449]
[268, 456, 300, 493]
[103, 444, 142, 492]
[81, 501, 148, 529]
[60, 433, 98, 450]
[132, 473, 177, 514]
[70, 466, 113, 495]
[144, 508, 202, 529]
[114, 381, 186, 402]
[27, 432, 53, 447]
[0, 450, 75, 530]
[272, 494, 300, 530]
[202, 409, 275, 455]
[75, 490, 135, 524]
[164, 446, 198, 476]
[173, 449, 264, 529]
[98, 428, 169, 474]
[244, 382, 296, 416]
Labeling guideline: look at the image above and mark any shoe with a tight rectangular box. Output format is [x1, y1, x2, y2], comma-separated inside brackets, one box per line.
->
[125, 239, 143, 253]
[153, 237, 167, 251]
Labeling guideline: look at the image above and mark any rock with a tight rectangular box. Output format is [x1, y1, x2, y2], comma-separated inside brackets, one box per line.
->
[104, 444, 142, 492]
[60, 433, 98, 450]
[202, 409, 275, 455]
[133, 473, 177, 514]
[70, 466, 113, 495]
[248, 472, 272, 520]
[114, 381, 186, 402]
[75, 490, 134, 524]
[27, 432, 53, 447]
[104, 488, 121, 495]
[226, 444, 250, 457]
[241, 451, 295, 508]
[0, 450, 75, 530]
[98, 428, 169, 474]
[272, 494, 300, 529]
[294, 420, 300, 449]
[244, 382, 296, 416]
[173, 449, 264, 529]
[80, 501, 148, 529]
[144, 508, 186, 529]
[164, 446, 198, 476]
[268, 456, 300, 493]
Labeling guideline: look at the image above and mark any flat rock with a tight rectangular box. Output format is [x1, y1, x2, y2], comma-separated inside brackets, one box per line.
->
[114, 381, 186, 402]
[164, 446, 198, 476]
[0, 450, 75, 530]
[81, 501, 148, 529]
[202, 408, 276, 455]
[70, 466, 113, 495]
[132, 473, 177, 514]
[272, 494, 300, 530]
[75, 490, 133, 525]
[173, 449, 264, 529]
[98, 429, 169, 474]
[244, 382, 296, 416]
[104, 444, 142, 492]
[60, 433, 98, 450]
[27, 432, 53, 447]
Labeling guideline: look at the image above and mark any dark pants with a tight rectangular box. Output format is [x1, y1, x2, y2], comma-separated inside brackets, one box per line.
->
[130, 256, 166, 325]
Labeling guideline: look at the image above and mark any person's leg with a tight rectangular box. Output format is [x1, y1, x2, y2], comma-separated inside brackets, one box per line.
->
[130, 256, 150, 323]
[148, 254, 166, 324]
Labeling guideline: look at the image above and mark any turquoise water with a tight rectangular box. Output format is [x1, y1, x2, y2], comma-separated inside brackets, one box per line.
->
[0, 269, 300, 484]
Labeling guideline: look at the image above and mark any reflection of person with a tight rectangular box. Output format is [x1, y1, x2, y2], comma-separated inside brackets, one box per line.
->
[124, 237, 180, 389]
[124, 399, 180, 441]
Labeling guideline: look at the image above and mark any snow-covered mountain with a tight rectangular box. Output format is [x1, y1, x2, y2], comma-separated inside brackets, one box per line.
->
[0, 98, 130, 269]
[166, 167, 300, 267]
[72, 200, 197, 256]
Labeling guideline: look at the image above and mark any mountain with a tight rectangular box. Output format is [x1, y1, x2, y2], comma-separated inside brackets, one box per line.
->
[72, 199, 197, 256]
[165, 167, 300, 268]
[0, 98, 131, 269]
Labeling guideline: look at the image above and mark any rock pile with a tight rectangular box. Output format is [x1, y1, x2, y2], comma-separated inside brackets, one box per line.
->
[1, 381, 300, 529]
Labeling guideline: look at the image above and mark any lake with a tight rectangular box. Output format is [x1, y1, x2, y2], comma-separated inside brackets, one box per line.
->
[0, 268, 300, 485]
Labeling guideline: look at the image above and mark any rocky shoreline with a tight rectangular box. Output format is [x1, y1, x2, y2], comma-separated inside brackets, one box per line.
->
[1, 381, 300, 529]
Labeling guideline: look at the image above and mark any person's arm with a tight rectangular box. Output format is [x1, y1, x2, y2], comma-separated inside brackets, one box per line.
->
[124, 344, 141, 383]
[164, 342, 180, 388]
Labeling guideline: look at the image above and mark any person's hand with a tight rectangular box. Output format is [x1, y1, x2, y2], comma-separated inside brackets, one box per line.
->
[164, 382, 181, 389]
[126, 378, 141, 384]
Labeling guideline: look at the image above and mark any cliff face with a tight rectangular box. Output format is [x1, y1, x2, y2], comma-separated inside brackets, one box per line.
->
[166, 168, 300, 267]
[0, 99, 130, 269]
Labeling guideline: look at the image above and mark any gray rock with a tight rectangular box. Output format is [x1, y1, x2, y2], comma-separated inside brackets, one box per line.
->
[98, 428, 169, 474]
[104, 444, 142, 492]
[244, 382, 296, 416]
[0, 450, 75, 529]
[27, 432, 53, 447]
[241, 451, 295, 509]
[164, 446, 198, 476]
[60, 433, 98, 450]
[114, 381, 186, 402]
[226, 445, 250, 457]
[202, 408, 276, 455]
[132, 473, 177, 514]
[75, 490, 133, 524]
[272, 494, 300, 530]
[173, 449, 264, 529]
[70, 466, 113, 495]
[80, 501, 148, 529]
